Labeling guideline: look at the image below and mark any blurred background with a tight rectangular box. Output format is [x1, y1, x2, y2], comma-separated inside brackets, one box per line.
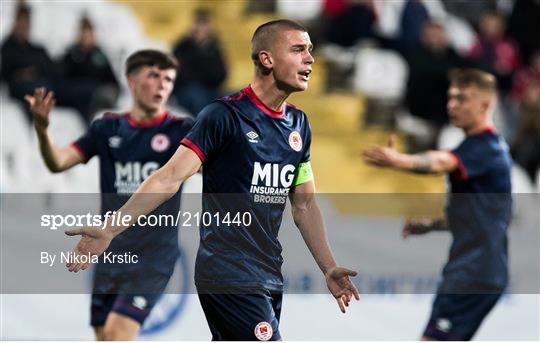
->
[0, 0, 539, 340]
[1, 0, 539, 194]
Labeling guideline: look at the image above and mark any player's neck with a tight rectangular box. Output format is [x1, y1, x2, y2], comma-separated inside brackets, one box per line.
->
[130, 106, 164, 122]
[250, 80, 288, 112]
[465, 120, 495, 136]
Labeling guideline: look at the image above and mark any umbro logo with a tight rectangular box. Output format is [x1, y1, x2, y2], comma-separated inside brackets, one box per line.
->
[436, 318, 452, 333]
[246, 131, 259, 143]
[132, 296, 147, 310]
[108, 136, 122, 148]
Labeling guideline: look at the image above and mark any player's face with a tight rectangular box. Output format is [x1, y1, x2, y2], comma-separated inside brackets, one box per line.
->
[14, 15, 30, 41]
[80, 27, 95, 49]
[129, 66, 176, 114]
[271, 30, 314, 92]
[447, 85, 489, 130]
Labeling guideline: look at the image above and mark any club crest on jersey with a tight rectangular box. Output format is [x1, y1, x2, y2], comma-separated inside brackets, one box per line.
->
[288, 131, 302, 152]
[246, 131, 259, 143]
[151, 133, 170, 152]
[254, 321, 273, 341]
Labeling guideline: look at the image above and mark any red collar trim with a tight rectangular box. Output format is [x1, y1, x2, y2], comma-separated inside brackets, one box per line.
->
[468, 126, 496, 136]
[243, 85, 284, 118]
[127, 111, 168, 128]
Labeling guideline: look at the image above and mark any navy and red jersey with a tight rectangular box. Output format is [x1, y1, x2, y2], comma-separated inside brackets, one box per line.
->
[72, 111, 194, 275]
[442, 128, 512, 292]
[181, 85, 312, 291]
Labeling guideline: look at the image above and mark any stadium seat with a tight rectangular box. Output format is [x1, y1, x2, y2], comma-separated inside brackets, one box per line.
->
[0, 1, 17, 42]
[43, 107, 98, 193]
[536, 170, 540, 193]
[511, 164, 534, 194]
[0, 93, 34, 192]
[437, 124, 465, 151]
[394, 112, 431, 137]
[46, 108, 86, 146]
[443, 14, 476, 54]
[64, 158, 100, 193]
[352, 47, 408, 100]
[276, 0, 322, 21]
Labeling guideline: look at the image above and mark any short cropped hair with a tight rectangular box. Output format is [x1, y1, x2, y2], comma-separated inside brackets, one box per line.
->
[480, 10, 505, 23]
[251, 19, 307, 68]
[194, 8, 210, 24]
[448, 68, 497, 94]
[80, 16, 93, 31]
[125, 49, 178, 75]
[15, 4, 31, 20]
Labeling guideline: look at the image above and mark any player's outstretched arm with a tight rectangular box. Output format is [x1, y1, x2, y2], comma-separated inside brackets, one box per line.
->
[65, 145, 202, 272]
[362, 135, 459, 174]
[25, 87, 84, 172]
[290, 181, 360, 313]
[402, 217, 448, 239]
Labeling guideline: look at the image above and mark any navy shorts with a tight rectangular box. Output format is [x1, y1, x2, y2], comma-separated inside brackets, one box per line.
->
[423, 293, 502, 340]
[198, 290, 283, 341]
[90, 268, 171, 327]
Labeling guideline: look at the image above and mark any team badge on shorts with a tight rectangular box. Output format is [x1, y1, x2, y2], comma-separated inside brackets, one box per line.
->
[151, 133, 170, 152]
[254, 321, 273, 341]
[436, 318, 452, 333]
[288, 131, 302, 152]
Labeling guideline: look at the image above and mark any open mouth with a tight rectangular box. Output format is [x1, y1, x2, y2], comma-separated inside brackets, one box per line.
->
[298, 70, 312, 81]
[153, 95, 164, 101]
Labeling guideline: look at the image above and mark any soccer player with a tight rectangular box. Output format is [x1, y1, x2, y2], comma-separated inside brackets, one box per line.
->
[64, 19, 360, 340]
[363, 68, 512, 340]
[25, 50, 194, 340]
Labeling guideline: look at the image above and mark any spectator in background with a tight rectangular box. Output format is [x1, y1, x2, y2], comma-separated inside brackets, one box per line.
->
[322, 0, 376, 48]
[56, 16, 119, 124]
[441, 0, 498, 28]
[512, 81, 540, 184]
[507, 0, 540, 64]
[245, 0, 276, 14]
[512, 50, 540, 103]
[172, 8, 228, 116]
[404, 21, 468, 144]
[0, 4, 57, 122]
[468, 11, 520, 93]
[398, 0, 430, 49]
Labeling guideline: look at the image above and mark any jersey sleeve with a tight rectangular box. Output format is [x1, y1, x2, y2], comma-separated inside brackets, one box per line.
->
[180, 101, 237, 163]
[177, 117, 196, 146]
[71, 118, 103, 162]
[292, 114, 314, 187]
[450, 136, 489, 180]
[301, 116, 312, 163]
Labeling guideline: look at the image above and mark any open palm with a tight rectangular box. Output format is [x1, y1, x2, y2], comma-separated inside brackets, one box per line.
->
[65, 227, 113, 272]
[24, 87, 55, 129]
[325, 266, 360, 313]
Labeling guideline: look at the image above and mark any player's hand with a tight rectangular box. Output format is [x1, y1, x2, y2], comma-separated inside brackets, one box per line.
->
[325, 266, 360, 313]
[64, 227, 113, 272]
[402, 218, 436, 239]
[24, 87, 55, 130]
[362, 135, 400, 167]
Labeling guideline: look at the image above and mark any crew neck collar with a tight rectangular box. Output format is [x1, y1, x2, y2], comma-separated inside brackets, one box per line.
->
[243, 85, 285, 118]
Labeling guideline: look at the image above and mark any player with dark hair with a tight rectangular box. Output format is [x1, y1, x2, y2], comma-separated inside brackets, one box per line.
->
[65, 19, 360, 341]
[26, 49, 193, 340]
[363, 68, 512, 340]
